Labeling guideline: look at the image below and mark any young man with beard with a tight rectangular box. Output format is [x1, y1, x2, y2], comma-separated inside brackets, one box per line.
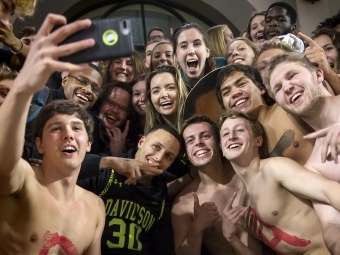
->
[171, 115, 262, 255]
[215, 64, 314, 165]
[220, 111, 340, 255]
[263, 2, 297, 41]
[254, 35, 338, 95]
[264, 52, 340, 254]
[0, 12, 106, 255]
[77, 125, 181, 255]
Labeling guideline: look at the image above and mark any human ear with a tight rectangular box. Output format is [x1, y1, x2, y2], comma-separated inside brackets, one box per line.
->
[255, 136, 263, 147]
[35, 137, 44, 154]
[138, 136, 146, 149]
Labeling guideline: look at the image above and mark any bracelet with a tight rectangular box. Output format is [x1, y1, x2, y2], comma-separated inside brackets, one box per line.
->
[10, 39, 23, 55]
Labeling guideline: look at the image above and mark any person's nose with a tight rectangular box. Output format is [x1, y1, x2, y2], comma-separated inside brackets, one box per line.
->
[63, 126, 75, 141]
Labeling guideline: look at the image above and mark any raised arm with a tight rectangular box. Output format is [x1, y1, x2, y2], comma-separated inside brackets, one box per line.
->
[0, 19, 29, 70]
[299, 32, 340, 95]
[267, 157, 340, 211]
[171, 193, 220, 255]
[0, 14, 95, 196]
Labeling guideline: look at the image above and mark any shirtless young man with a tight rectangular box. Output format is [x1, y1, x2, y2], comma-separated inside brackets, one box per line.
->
[215, 63, 314, 165]
[0, 12, 106, 254]
[254, 37, 337, 96]
[219, 111, 340, 255]
[171, 115, 261, 255]
[264, 52, 340, 254]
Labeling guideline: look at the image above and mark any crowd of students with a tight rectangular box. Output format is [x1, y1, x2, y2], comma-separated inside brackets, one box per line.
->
[1, 0, 340, 254]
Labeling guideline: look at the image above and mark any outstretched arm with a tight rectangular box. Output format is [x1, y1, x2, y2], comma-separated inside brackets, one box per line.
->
[0, 19, 29, 70]
[267, 157, 340, 211]
[0, 14, 95, 196]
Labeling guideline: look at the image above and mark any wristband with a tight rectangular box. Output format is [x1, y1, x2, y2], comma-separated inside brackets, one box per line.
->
[10, 39, 23, 55]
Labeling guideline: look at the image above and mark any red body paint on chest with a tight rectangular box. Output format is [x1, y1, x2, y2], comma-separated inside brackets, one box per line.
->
[248, 208, 311, 255]
[39, 231, 78, 255]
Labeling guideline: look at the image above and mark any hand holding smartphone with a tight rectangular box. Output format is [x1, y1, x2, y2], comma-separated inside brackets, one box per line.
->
[58, 17, 134, 63]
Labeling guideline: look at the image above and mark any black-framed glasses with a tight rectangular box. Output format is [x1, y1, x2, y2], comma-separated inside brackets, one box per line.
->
[68, 75, 102, 96]
[105, 99, 129, 115]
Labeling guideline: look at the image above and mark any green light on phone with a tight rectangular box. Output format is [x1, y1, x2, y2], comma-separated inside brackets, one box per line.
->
[103, 30, 118, 46]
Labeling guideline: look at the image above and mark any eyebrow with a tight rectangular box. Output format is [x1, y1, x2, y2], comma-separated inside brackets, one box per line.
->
[220, 77, 248, 92]
[184, 131, 211, 140]
[46, 120, 84, 128]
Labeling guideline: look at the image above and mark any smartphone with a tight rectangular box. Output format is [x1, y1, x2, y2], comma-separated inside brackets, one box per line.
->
[58, 17, 134, 63]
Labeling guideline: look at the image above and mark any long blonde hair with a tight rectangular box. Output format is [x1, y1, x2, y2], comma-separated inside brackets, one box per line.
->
[144, 65, 187, 134]
[207, 25, 228, 57]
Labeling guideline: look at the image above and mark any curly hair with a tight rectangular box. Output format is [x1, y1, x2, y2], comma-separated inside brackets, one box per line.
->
[312, 28, 340, 73]
[313, 13, 340, 34]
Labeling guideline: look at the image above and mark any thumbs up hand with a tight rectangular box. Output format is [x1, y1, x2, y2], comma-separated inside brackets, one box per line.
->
[192, 193, 220, 232]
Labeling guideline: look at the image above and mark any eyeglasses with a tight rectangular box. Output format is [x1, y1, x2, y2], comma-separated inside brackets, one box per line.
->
[68, 75, 102, 96]
[149, 34, 164, 40]
[105, 99, 129, 115]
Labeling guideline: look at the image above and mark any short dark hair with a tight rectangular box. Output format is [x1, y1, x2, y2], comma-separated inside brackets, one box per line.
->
[147, 124, 183, 149]
[215, 64, 275, 108]
[266, 2, 297, 24]
[147, 27, 164, 40]
[182, 115, 220, 144]
[16, 26, 36, 39]
[87, 62, 102, 76]
[33, 100, 94, 142]
[92, 82, 132, 114]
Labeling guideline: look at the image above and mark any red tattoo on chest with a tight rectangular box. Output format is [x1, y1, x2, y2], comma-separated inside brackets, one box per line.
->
[248, 208, 311, 255]
[39, 231, 78, 255]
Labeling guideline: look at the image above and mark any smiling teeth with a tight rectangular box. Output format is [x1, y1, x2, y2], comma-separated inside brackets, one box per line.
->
[195, 150, 208, 157]
[229, 144, 240, 149]
[233, 59, 243, 63]
[291, 93, 302, 103]
[63, 146, 76, 151]
[161, 102, 172, 106]
[235, 99, 246, 106]
[107, 115, 116, 121]
[76, 94, 89, 102]
[187, 59, 197, 63]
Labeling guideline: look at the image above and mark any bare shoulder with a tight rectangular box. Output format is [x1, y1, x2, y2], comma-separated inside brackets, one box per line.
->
[260, 157, 292, 176]
[172, 178, 200, 212]
[76, 185, 105, 215]
[261, 157, 305, 182]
